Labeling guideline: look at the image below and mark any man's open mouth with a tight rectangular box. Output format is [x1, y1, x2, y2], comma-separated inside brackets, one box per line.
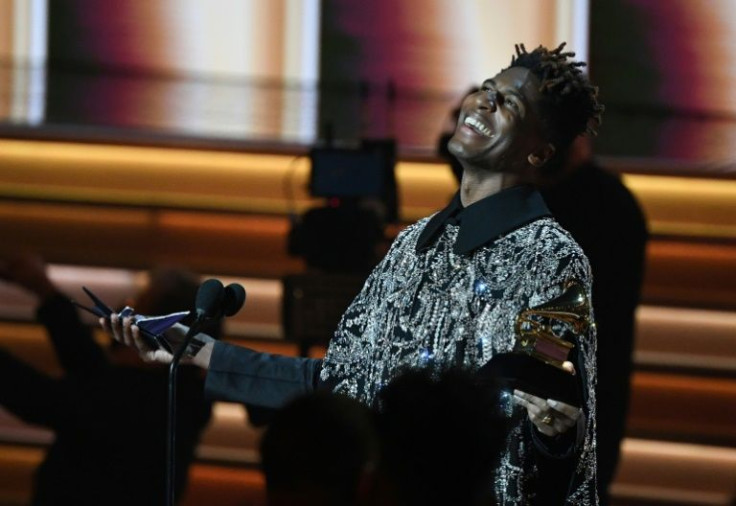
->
[463, 116, 493, 136]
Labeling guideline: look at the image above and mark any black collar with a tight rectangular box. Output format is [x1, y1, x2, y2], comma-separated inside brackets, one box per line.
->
[415, 185, 552, 255]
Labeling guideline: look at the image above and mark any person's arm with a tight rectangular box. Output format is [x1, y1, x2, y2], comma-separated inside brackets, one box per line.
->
[105, 315, 323, 408]
[534, 251, 599, 503]
[520, 325, 594, 505]
[0, 253, 109, 377]
[38, 293, 110, 376]
[205, 341, 323, 407]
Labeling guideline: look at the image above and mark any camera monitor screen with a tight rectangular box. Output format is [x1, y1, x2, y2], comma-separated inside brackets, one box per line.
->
[309, 147, 386, 198]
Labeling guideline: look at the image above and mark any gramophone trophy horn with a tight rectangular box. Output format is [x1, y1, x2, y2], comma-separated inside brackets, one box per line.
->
[514, 280, 592, 371]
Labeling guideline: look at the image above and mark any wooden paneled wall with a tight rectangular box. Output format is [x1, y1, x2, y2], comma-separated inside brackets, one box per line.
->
[0, 139, 734, 505]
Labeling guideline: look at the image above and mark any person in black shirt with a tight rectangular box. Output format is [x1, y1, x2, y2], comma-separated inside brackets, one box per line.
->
[0, 253, 213, 506]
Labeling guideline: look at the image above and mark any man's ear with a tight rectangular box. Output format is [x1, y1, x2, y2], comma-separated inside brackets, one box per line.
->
[527, 143, 556, 167]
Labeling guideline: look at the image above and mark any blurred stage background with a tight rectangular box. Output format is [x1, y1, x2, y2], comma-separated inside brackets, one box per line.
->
[0, 0, 735, 505]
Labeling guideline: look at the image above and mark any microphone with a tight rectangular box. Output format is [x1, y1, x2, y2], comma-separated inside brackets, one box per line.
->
[193, 278, 225, 322]
[221, 283, 246, 317]
[191, 280, 246, 322]
[167, 277, 224, 506]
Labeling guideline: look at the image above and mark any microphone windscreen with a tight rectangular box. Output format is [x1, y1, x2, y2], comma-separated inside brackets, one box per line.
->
[223, 283, 246, 317]
[195, 279, 225, 318]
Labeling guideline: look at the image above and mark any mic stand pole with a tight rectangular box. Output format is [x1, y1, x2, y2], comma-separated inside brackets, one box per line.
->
[166, 323, 201, 506]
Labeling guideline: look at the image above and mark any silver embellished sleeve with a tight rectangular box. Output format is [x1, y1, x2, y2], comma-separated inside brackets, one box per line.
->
[529, 243, 599, 506]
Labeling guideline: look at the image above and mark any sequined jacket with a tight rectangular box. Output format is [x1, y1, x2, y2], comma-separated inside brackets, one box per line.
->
[205, 186, 598, 505]
[321, 186, 598, 505]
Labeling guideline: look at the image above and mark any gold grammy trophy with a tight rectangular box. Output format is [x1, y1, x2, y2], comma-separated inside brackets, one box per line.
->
[478, 280, 592, 406]
[514, 280, 592, 370]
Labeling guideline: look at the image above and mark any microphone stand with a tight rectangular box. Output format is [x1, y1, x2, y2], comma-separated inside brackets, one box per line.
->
[166, 321, 203, 506]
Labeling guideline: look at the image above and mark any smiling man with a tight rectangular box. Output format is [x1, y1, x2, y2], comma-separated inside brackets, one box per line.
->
[107, 43, 604, 505]
[321, 43, 603, 505]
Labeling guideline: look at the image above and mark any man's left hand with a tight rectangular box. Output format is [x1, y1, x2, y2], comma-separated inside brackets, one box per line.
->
[513, 389, 581, 437]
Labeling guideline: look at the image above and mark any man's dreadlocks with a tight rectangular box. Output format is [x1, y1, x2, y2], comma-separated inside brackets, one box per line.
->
[506, 43, 604, 156]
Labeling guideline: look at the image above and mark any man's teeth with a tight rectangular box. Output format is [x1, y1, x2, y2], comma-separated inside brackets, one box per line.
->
[464, 116, 492, 136]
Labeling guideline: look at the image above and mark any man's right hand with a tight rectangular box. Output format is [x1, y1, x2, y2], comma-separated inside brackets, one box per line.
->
[102, 315, 214, 369]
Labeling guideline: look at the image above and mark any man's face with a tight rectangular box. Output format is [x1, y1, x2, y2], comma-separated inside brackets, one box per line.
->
[448, 67, 548, 171]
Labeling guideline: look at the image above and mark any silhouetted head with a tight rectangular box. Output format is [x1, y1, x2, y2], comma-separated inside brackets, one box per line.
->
[373, 368, 509, 506]
[133, 266, 198, 316]
[260, 391, 379, 506]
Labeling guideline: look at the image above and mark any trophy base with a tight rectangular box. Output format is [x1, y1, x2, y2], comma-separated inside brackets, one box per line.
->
[477, 353, 581, 408]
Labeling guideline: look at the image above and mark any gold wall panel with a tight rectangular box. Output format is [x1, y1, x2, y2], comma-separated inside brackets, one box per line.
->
[1, 139, 735, 239]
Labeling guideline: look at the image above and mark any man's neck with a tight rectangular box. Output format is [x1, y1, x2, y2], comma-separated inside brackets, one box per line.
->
[459, 172, 522, 207]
